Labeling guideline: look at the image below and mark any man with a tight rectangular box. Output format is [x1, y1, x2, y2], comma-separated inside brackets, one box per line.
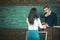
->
[40, 5, 57, 27]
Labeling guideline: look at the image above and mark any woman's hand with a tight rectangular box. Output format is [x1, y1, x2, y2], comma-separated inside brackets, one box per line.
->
[42, 22, 48, 29]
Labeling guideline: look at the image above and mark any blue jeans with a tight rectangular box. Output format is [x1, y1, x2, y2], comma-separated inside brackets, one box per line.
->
[27, 30, 40, 40]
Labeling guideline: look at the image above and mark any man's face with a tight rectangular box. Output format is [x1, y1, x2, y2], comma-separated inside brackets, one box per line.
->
[44, 7, 50, 13]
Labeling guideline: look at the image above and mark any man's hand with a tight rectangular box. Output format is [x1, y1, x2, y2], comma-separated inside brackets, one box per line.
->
[43, 25, 47, 29]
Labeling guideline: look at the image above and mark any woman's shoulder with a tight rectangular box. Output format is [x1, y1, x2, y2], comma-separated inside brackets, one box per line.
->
[35, 18, 40, 22]
[26, 18, 28, 21]
[26, 18, 29, 24]
[36, 18, 40, 20]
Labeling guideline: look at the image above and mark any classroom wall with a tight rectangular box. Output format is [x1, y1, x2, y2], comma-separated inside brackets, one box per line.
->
[0, 0, 60, 6]
[0, 0, 60, 40]
[0, 0, 60, 29]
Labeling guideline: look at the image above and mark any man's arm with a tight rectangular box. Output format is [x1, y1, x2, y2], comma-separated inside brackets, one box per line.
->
[54, 13, 57, 26]
[40, 13, 46, 18]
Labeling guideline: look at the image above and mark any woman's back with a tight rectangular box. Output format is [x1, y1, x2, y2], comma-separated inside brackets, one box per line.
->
[27, 18, 43, 30]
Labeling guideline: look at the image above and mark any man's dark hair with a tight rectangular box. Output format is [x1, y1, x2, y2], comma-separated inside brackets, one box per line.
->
[44, 4, 50, 9]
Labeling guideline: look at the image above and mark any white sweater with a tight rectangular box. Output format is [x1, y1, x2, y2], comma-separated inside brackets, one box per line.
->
[26, 18, 44, 30]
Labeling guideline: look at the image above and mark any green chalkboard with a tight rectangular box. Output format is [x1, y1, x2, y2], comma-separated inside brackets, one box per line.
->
[0, 6, 60, 29]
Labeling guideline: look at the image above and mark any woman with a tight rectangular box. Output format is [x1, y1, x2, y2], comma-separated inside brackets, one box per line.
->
[26, 8, 44, 40]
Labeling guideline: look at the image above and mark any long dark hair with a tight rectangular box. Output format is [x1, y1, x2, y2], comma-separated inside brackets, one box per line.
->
[28, 8, 39, 25]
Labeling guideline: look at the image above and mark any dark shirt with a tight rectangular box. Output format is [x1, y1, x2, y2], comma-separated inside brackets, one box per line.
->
[40, 12, 57, 27]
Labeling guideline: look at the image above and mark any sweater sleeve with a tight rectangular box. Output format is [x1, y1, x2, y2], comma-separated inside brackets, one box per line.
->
[37, 18, 44, 28]
[53, 13, 57, 26]
[40, 13, 46, 18]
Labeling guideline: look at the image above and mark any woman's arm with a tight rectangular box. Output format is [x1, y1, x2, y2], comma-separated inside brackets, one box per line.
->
[37, 18, 44, 28]
[26, 18, 30, 26]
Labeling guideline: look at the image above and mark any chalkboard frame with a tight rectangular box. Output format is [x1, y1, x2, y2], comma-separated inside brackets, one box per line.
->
[39, 31, 47, 40]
